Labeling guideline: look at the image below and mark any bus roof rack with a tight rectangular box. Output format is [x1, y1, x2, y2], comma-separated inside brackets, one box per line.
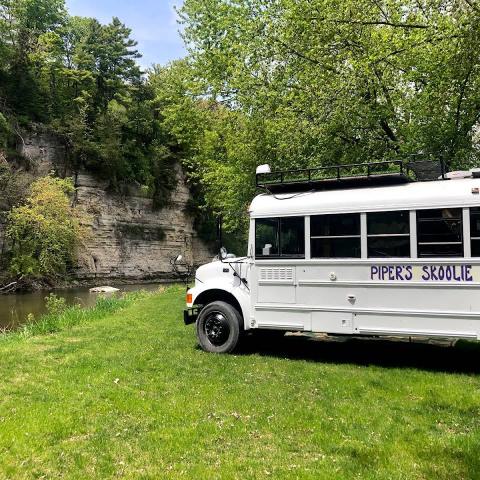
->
[256, 160, 413, 194]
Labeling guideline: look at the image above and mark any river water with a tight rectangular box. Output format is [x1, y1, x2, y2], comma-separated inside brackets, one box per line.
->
[0, 283, 166, 331]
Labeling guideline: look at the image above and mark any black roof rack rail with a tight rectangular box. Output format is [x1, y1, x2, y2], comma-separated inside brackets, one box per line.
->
[256, 160, 413, 194]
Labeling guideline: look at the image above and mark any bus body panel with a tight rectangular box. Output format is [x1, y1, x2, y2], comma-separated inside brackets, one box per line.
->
[251, 259, 480, 339]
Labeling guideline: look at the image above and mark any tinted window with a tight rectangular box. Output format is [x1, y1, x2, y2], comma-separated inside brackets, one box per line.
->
[255, 217, 304, 258]
[311, 214, 361, 258]
[312, 237, 361, 258]
[280, 217, 305, 256]
[417, 208, 463, 257]
[311, 213, 360, 237]
[367, 211, 409, 235]
[367, 211, 410, 258]
[471, 207, 480, 257]
[255, 218, 279, 257]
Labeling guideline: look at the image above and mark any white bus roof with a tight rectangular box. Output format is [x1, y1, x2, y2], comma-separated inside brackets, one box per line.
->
[249, 178, 480, 218]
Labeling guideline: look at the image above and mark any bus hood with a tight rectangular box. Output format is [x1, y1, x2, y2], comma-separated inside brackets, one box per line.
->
[195, 259, 249, 286]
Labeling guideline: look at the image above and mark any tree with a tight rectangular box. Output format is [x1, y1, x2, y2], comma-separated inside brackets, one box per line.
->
[6, 176, 86, 279]
[177, 0, 480, 230]
[75, 17, 142, 110]
[179, 0, 480, 167]
[0, 0, 67, 118]
[149, 61, 261, 239]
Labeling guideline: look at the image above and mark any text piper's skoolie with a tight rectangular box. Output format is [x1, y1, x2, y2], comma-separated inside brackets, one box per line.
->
[370, 264, 475, 282]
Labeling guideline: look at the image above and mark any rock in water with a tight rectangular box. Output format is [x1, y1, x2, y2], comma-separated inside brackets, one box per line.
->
[89, 286, 120, 293]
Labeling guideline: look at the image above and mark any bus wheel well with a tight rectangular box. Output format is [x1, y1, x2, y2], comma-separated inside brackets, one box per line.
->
[195, 290, 244, 324]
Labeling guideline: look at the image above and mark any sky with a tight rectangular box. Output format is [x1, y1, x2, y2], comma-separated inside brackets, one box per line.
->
[65, 0, 186, 69]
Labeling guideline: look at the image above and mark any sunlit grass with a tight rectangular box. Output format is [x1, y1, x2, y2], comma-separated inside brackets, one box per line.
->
[0, 286, 479, 479]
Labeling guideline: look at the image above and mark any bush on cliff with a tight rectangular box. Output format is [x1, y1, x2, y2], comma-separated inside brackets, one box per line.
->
[6, 176, 86, 280]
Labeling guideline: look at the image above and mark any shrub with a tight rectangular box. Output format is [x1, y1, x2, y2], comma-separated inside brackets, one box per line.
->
[44, 293, 68, 316]
[6, 176, 87, 279]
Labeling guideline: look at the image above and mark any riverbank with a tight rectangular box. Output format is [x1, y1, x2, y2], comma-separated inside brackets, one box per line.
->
[0, 282, 172, 331]
[0, 289, 156, 339]
[1, 286, 479, 478]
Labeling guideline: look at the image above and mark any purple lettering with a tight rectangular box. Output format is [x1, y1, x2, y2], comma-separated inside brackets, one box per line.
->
[453, 265, 462, 281]
[438, 266, 445, 281]
[430, 266, 439, 281]
[405, 266, 413, 281]
[445, 266, 452, 281]
[381, 266, 389, 280]
[422, 266, 430, 281]
[465, 265, 473, 282]
[395, 266, 404, 281]
[371, 266, 379, 280]
[388, 266, 395, 281]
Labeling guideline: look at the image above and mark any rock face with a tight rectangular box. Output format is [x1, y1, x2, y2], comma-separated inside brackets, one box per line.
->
[18, 124, 69, 177]
[2, 126, 213, 282]
[73, 169, 213, 281]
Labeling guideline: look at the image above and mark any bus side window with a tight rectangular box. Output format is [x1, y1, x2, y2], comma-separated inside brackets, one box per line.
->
[255, 219, 279, 257]
[255, 217, 305, 258]
[311, 214, 361, 258]
[470, 207, 480, 256]
[367, 211, 410, 258]
[417, 208, 463, 257]
[280, 217, 305, 257]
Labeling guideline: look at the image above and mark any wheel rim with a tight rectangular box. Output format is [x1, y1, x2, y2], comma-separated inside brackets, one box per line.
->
[204, 311, 230, 346]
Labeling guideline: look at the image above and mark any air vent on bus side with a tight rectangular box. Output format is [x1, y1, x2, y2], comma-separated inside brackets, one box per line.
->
[259, 267, 294, 282]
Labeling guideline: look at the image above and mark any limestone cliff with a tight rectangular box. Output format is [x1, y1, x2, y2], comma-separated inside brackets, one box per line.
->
[1, 125, 213, 282]
[72, 170, 212, 281]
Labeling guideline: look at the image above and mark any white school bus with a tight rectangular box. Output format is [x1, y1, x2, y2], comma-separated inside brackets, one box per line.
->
[184, 161, 480, 353]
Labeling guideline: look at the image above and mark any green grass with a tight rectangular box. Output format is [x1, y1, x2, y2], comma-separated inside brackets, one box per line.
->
[0, 286, 479, 479]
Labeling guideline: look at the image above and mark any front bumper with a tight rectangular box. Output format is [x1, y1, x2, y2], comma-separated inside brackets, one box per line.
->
[184, 307, 200, 325]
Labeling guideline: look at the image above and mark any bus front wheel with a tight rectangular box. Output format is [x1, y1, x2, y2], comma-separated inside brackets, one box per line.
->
[196, 301, 242, 353]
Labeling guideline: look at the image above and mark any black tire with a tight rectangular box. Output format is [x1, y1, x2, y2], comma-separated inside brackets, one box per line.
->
[196, 301, 242, 353]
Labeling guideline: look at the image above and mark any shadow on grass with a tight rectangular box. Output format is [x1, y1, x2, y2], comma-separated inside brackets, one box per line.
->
[236, 334, 480, 374]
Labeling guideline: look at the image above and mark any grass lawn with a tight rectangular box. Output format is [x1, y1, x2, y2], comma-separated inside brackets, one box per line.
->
[0, 286, 479, 479]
